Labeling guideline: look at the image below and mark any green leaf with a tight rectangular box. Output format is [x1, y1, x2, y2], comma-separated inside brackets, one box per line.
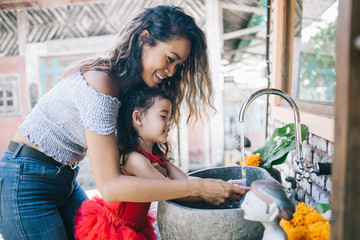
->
[254, 123, 309, 169]
[315, 203, 331, 214]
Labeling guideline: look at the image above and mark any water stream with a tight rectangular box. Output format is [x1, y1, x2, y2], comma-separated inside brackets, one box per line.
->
[239, 122, 247, 186]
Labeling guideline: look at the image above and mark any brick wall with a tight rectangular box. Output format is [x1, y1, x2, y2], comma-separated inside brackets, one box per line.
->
[269, 118, 333, 208]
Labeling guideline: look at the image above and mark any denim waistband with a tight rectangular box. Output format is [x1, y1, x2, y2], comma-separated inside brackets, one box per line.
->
[8, 141, 63, 167]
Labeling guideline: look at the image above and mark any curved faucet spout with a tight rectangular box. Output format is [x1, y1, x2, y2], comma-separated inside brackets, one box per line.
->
[239, 88, 308, 182]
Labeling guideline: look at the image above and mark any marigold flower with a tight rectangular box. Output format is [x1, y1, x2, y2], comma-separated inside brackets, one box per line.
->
[280, 220, 293, 232]
[280, 202, 330, 240]
[239, 154, 263, 167]
[287, 226, 310, 240]
[308, 221, 330, 240]
[305, 211, 327, 226]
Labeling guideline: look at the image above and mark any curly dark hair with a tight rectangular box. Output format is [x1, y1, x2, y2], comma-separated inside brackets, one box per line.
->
[117, 87, 172, 160]
[64, 5, 214, 124]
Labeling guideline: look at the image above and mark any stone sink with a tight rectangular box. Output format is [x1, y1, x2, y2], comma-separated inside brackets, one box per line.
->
[157, 165, 274, 240]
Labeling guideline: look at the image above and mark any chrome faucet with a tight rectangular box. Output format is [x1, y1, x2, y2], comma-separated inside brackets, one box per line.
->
[238, 88, 311, 182]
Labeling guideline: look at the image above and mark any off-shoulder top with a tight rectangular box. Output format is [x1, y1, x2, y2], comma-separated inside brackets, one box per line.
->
[19, 71, 121, 165]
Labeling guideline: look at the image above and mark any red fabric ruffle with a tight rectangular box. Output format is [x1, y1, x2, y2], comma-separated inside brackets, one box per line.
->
[74, 197, 157, 240]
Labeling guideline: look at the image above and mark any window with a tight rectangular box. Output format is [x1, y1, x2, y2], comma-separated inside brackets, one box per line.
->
[0, 74, 20, 116]
[291, 0, 338, 103]
[270, 0, 337, 141]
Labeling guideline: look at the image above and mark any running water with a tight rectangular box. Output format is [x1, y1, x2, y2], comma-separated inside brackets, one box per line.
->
[239, 122, 247, 186]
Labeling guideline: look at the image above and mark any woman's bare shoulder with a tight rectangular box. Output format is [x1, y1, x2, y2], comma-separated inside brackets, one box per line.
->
[82, 70, 118, 97]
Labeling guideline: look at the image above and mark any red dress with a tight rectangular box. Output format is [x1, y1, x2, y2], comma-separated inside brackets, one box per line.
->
[74, 146, 166, 240]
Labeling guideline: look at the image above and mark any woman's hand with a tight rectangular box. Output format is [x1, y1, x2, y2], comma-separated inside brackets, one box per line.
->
[152, 162, 168, 177]
[193, 178, 249, 205]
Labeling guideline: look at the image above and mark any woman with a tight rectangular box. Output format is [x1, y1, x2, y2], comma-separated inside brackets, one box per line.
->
[0, 5, 247, 240]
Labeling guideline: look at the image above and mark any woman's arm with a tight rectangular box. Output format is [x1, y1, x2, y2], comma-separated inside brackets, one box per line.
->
[86, 127, 246, 204]
[165, 161, 203, 202]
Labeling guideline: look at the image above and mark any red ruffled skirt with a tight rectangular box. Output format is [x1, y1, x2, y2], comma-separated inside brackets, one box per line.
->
[74, 196, 157, 240]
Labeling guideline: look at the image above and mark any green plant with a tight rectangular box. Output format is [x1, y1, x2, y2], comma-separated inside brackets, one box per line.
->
[254, 123, 309, 169]
[315, 203, 331, 215]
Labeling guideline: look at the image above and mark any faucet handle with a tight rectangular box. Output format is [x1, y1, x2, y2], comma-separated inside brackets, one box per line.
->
[295, 166, 312, 183]
[296, 173, 312, 183]
[294, 157, 313, 183]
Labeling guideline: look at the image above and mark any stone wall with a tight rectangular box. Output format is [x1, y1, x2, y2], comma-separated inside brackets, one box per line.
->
[269, 118, 333, 208]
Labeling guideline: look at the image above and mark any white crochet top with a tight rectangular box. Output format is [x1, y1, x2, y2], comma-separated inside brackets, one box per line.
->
[19, 71, 121, 165]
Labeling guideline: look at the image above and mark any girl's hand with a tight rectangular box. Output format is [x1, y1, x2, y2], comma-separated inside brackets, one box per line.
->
[194, 178, 249, 205]
[227, 179, 249, 187]
[152, 162, 168, 177]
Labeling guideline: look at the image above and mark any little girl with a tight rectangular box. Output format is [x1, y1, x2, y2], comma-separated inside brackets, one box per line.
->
[74, 87, 191, 240]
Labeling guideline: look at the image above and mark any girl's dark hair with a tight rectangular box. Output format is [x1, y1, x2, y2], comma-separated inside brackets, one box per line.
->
[117, 87, 171, 160]
[64, 5, 214, 124]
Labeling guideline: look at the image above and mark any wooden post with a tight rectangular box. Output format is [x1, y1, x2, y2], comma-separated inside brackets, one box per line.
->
[17, 9, 27, 56]
[270, 0, 295, 100]
[332, 0, 360, 239]
[205, 0, 224, 166]
[270, 0, 285, 95]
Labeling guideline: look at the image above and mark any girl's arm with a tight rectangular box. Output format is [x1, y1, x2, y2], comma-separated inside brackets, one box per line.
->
[151, 162, 168, 177]
[166, 161, 188, 180]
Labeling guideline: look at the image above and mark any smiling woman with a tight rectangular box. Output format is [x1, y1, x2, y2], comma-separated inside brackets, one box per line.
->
[140, 34, 191, 88]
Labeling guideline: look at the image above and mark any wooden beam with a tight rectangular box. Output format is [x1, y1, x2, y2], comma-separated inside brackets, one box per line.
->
[235, 35, 266, 41]
[222, 42, 265, 57]
[0, 0, 110, 10]
[222, 24, 265, 41]
[0, 1, 37, 10]
[221, 2, 267, 15]
[223, 51, 266, 65]
[332, 0, 360, 239]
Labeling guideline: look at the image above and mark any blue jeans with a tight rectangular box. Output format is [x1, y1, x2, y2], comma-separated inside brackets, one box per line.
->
[0, 148, 88, 240]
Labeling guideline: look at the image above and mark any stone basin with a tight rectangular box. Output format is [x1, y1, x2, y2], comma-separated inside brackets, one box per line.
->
[157, 165, 274, 240]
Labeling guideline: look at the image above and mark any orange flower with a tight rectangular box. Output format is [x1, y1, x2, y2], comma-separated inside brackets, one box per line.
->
[239, 154, 263, 167]
[308, 221, 330, 240]
[280, 220, 293, 233]
[305, 211, 327, 226]
[280, 202, 330, 240]
[287, 226, 310, 240]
